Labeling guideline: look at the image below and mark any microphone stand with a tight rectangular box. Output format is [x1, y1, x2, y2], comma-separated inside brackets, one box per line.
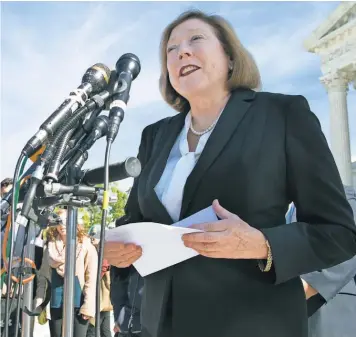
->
[21, 220, 36, 337]
[43, 95, 109, 337]
[3, 54, 141, 337]
[61, 159, 86, 337]
[2, 66, 112, 337]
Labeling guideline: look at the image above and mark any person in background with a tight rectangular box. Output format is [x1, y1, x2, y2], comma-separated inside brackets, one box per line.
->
[286, 185, 356, 337]
[35, 208, 98, 337]
[1, 178, 13, 270]
[111, 265, 143, 337]
[86, 227, 113, 337]
[1, 178, 13, 197]
[1, 178, 20, 336]
[110, 215, 143, 337]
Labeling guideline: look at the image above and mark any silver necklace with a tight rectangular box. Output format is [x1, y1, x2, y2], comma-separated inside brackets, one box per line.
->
[189, 109, 224, 136]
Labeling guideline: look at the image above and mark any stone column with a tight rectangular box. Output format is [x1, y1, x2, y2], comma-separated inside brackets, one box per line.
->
[321, 72, 352, 186]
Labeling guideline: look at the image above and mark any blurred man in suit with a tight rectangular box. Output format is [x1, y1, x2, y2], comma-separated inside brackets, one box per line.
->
[286, 185, 356, 337]
[111, 266, 143, 337]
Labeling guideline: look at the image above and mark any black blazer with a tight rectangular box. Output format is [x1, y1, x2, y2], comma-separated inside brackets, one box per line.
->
[113, 88, 356, 337]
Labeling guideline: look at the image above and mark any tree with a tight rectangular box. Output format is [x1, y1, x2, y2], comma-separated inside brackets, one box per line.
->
[110, 183, 128, 220]
[79, 182, 128, 231]
[80, 204, 103, 231]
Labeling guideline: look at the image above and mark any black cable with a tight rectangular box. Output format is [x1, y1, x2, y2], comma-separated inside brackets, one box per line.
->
[95, 140, 112, 337]
[42, 91, 107, 167]
[14, 224, 30, 337]
[62, 133, 86, 162]
[8, 282, 19, 322]
[63, 107, 105, 163]
[4, 154, 25, 337]
[41, 107, 84, 165]
[45, 128, 76, 180]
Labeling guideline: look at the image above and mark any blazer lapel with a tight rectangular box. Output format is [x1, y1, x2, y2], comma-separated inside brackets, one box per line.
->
[180, 88, 256, 219]
[146, 112, 186, 224]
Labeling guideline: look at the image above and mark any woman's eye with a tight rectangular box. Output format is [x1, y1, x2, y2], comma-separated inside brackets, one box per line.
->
[191, 35, 203, 41]
[167, 45, 176, 53]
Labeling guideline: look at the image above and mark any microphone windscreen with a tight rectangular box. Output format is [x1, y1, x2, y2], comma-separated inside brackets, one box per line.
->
[82, 157, 141, 186]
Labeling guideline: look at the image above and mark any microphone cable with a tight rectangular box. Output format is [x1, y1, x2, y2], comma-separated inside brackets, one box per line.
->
[3, 154, 27, 337]
[41, 91, 108, 172]
[95, 53, 141, 337]
[96, 138, 112, 336]
[2, 61, 111, 337]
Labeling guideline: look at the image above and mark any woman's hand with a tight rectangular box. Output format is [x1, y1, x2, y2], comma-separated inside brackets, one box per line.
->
[104, 242, 142, 268]
[182, 200, 268, 259]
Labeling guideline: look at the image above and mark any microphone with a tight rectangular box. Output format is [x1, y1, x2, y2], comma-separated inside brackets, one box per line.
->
[22, 63, 111, 157]
[57, 116, 110, 182]
[107, 53, 141, 142]
[65, 107, 104, 158]
[81, 157, 141, 186]
[82, 115, 109, 148]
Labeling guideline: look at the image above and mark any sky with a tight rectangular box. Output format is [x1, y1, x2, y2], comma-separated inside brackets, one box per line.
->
[1, 1, 355, 193]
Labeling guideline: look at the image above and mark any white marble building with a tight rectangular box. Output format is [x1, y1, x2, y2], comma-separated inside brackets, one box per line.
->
[304, 1, 356, 188]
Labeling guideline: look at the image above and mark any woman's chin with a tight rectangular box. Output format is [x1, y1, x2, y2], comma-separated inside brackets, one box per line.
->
[177, 83, 207, 100]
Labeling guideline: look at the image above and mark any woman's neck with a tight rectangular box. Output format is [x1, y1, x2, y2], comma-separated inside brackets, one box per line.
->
[189, 89, 230, 132]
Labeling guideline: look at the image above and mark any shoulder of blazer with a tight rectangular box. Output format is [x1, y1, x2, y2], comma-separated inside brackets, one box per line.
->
[255, 90, 308, 106]
[254, 91, 314, 124]
[141, 112, 183, 147]
[256, 90, 312, 108]
[143, 113, 182, 135]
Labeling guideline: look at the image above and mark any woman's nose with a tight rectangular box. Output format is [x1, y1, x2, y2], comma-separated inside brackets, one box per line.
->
[178, 42, 192, 60]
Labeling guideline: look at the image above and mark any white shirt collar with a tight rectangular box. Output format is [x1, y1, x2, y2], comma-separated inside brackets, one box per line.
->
[179, 111, 215, 156]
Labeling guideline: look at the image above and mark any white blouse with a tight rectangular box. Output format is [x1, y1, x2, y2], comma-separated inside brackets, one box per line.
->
[154, 112, 218, 222]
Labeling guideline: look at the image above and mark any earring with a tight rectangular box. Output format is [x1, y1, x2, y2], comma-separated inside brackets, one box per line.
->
[228, 63, 233, 76]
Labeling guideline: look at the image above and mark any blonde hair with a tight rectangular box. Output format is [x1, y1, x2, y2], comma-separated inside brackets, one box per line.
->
[46, 209, 87, 244]
[159, 9, 261, 113]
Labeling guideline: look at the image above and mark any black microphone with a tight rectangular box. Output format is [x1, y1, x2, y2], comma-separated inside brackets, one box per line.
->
[22, 63, 111, 157]
[107, 54, 141, 142]
[81, 157, 141, 186]
[57, 115, 110, 182]
[65, 107, 104, 157]
[83, 115, 110, 147]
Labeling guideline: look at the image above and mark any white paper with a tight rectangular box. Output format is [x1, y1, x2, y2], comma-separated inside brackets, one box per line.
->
[173, 206, 218, 228]
[105, 206, 218, 276]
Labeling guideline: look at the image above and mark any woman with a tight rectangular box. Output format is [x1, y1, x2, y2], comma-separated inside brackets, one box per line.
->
[35, 209, 98, 337]
[104, 10, 356, 337]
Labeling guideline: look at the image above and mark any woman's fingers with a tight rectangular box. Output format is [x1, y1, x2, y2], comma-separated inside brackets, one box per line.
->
[105, 242, 139, 253]
[104, 242, 140, 258]
[104, 242, 142, 268]
[114, 251, 143, 268]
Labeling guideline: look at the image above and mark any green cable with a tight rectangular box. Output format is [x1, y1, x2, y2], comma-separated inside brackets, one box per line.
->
[14, 157, 28, 209]
[1, 157, 28, 287]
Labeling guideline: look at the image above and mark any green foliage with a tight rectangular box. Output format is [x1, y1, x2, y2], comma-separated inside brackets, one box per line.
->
[110, 184, 128, 219]
[79, 182, 128, 232]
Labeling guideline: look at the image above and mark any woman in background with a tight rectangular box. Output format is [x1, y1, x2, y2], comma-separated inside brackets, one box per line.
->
[35, 208, 98, 337]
